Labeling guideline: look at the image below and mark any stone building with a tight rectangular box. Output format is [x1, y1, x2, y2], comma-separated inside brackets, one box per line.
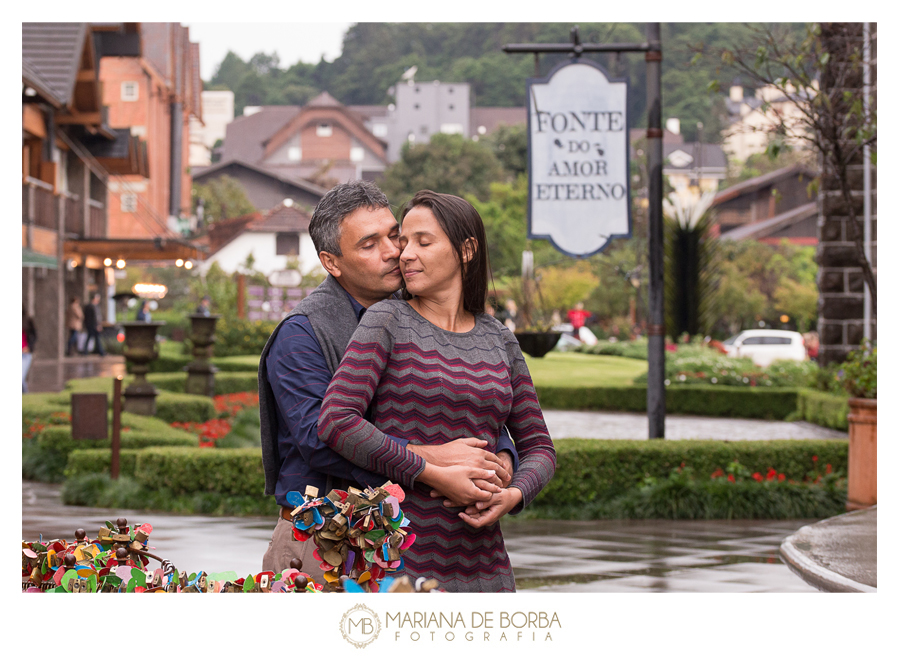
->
[816, 23, 877, 364]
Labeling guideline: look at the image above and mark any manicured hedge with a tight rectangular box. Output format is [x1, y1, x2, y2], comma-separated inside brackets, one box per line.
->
[144, 353, 260, 374]
[134, 447, 265, 496]
[535, 385, 800, 420]
[796, 389, 849, 431]
[147, 372, 258, 396]
[25, 422, 197, 483]
[66, 448, 140, 479]
[533, 438, 848, 508]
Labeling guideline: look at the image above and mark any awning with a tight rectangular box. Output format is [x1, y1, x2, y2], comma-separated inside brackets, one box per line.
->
[64, 237, 206, 262]
[22, 247, 59, 269]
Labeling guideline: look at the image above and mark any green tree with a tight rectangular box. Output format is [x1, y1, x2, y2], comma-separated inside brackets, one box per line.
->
[483, 123, 528, 179]
[712, 239, 818, 336]
[192, 175, 256, 224]
[380, 133, 506, 206]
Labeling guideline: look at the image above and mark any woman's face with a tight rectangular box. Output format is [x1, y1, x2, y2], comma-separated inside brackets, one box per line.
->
[399, 206, 462, 299]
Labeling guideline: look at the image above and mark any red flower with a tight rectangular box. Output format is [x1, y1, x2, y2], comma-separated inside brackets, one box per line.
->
[812, 455, 818, 462]
[727, 474, 735, 483]
[825, 464, 832, 474]
[710, 468, 724, 479]
[766, 468, 777, 481]
[778, 473, 786, 482]
[752, 472, 763, 482]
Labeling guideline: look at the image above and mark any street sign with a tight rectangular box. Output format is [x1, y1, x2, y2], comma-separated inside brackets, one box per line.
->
[527, 59, 632, 257]
[267, 269, 302, 288]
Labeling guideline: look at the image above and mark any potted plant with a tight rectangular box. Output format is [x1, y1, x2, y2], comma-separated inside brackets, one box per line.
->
[508, 251, 562, 358]
[838, 340, 877, 511]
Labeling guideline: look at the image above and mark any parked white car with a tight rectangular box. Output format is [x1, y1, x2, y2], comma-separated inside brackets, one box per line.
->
[722, 329, 807, 367]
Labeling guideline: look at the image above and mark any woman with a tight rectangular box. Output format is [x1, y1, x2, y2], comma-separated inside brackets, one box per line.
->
[65, 297, 83, 356]
[318, 190, 556, 592]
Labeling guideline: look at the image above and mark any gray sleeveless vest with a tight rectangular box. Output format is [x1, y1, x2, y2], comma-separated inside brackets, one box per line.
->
[258, 275, 361, 495]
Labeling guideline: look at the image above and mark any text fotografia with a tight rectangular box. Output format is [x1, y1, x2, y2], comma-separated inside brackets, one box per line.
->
[386, 611, 561, 642]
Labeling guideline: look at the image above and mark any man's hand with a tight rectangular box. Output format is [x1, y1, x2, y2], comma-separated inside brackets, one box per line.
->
[409, 438, 511, 484]
[458, 487, 523, 529]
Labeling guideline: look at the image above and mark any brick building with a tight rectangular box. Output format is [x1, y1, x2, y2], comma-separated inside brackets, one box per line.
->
[99, 22, 202, 238]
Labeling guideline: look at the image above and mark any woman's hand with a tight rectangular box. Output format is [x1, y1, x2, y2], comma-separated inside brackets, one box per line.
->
[458, 488, 522, 528]
[418, 463, 501, 506]
[458, 487, 523, 529]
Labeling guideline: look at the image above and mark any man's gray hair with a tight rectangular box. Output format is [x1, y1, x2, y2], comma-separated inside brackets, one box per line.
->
[309, 180, 390, 256]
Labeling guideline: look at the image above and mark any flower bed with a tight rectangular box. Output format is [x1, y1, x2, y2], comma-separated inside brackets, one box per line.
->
[170, 393, 260, 447]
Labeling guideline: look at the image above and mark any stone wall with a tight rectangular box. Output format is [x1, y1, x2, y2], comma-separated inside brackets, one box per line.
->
[816, 22, 877, 365]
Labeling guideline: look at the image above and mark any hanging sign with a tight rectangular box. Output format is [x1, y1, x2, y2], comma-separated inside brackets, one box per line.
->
[527, 59, 632, 257]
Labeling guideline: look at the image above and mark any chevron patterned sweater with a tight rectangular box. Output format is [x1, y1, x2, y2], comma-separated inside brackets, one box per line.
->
[319, 300, 556, 592]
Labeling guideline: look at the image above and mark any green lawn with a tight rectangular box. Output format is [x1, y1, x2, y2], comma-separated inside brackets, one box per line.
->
[525, 352, 648, 387]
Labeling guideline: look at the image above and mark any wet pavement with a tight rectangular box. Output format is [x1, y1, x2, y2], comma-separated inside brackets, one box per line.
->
[25, 355, 126, 394]
[542, 409, 848, 441]
[22, 481, 818, 592]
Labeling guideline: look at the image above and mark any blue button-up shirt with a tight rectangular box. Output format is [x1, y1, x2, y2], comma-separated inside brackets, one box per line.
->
[267, 289, 518, 508]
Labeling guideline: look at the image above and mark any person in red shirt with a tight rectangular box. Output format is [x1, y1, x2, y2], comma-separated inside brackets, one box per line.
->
[567, 302, 590, 339]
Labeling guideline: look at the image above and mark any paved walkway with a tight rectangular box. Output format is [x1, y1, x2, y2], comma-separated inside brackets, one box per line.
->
[544, 410, 848, 441]
[25, 355, 126, 394]
[22, 481, 817, 592]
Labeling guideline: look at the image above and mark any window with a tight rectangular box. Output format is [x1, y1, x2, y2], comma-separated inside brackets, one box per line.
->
[763, 336, 792, 345]
[121, 193, 137, 213]
[741, 337, 764, 345]
[448, 104, 454, 110]
[372, 123, 387, 137]
[316, 123, 332, 137]
[414, 103, 420, 110]
[276, 232, 300, 256]
[350, 147, 364, 162]
[121, 82, 139, 102]
[288, 146, 301, 161]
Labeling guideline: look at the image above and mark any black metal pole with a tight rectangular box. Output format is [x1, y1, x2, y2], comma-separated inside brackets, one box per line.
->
[645, 23, 666, 439]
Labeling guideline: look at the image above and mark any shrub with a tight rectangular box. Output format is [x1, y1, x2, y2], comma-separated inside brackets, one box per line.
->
[578, 340, 649, 360]
[25, 423, 196, 483]
[633, 348, 818, 388]
[61, 473, 275, 516]
[535, 385, 799, 419]
[795, 389, 849, 431]
[134, 447, 264, 496]
[533, 438, 848, 508]
[214, 317, 279, 357]
[65, 448, 140, 479]
[147, 372, 259, 396]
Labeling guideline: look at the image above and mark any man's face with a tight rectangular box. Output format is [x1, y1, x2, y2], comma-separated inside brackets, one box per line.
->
[325, 206, 401, 307]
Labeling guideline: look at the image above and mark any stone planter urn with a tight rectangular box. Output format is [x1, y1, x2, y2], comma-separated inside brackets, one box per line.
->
[120, 321, 165, 415]
[846, 398, 877, 511]
[515, 331, 562, 358]
[185, 314, 221, 397]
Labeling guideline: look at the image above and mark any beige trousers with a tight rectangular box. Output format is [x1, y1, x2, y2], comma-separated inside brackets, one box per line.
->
[261, 516, 319, 573]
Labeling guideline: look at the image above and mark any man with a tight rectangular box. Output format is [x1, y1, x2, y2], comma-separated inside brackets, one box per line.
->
[259, 180, 516, 573]
[82, 293, 105, 356]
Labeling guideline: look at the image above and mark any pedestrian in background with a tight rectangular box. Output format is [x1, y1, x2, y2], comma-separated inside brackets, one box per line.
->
[135, 300, 152, 322]
[65, 296, 83, 356]
[195, 295, 212, 316]
[22, 307, 36, 392]
[567, 301, 590, 339]
[82, 293, 105, 356]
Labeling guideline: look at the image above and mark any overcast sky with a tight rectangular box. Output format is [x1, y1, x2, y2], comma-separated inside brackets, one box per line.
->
[186, 23, 353, 81]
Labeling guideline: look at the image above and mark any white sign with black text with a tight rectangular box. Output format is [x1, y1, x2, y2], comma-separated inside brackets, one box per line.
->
[527, 59, 631, 257]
